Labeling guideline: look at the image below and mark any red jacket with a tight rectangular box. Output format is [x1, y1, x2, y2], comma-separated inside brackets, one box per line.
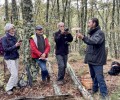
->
[30, 34, 50, 58]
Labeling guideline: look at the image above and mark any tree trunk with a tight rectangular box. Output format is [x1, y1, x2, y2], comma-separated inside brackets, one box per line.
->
[57, 0, 60, 21]
[84, 0, 87, 34]
[77, 0, 80, 27]
[62, 0, 68, 23]
[11, 0, 18, 24]
[21, 0, 34, 86]
[5, 0, 9, 22]
[111, 0, 117, 58]
[46, 0, 50, 36]
[67, 0, 71, 28]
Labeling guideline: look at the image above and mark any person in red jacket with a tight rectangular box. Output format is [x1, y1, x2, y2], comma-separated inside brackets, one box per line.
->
[30, 25, 50, 83]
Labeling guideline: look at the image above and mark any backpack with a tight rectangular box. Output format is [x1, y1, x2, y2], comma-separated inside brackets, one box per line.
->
[0, 35, 9, 56]
[108, 61, 120, 75]
[0, 37, 4, 56]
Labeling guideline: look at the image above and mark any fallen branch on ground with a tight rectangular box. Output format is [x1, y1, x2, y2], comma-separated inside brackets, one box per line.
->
[67, 63, 93, 100]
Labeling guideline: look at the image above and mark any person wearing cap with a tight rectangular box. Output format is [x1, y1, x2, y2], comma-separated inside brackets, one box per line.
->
[30, 25, 50, 84]
[54, 22, 73, 85]
[2, 23, 22, 95]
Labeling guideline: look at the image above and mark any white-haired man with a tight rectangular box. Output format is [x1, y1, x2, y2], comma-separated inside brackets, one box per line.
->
[2, 23, 22, 95]
[54, 22, 73, 85]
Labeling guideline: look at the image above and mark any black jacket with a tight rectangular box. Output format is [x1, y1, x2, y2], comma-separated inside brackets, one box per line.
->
[54, 30, 73, 55]
[83, 26, 107, 65]
[2, 33, 19, 60]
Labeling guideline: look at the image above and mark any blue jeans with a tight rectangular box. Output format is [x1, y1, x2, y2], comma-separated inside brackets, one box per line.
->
[89, 64, 108, 96]
[35, 59, 49, 81]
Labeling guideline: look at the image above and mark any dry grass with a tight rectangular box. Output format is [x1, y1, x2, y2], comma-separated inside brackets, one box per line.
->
[68, 52, 82, 62]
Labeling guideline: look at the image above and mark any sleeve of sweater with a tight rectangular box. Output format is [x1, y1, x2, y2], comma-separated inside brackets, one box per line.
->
[2, 37, 16, 52]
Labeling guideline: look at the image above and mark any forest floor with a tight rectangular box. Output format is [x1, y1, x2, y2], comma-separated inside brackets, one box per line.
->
[0, 53, 120, 100]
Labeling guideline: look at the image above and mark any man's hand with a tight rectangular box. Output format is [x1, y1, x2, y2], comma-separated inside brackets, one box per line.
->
[15, 42, 22, 47]
[61, 29, 65, 34]
[76, 33, 84, 39]
[40, 53, 46, 59]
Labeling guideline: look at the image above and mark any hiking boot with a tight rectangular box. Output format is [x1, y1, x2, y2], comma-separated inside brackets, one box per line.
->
[7, 90, 13, 95]
[47, 76, 50, 83]
[89, 90, 98, 95]
[13, 86, 20, 90]
[41, 80, 46, 84]
[41, 80, 49, 86]
[100, 95, 109, 100]
[57, 81, 64, 85]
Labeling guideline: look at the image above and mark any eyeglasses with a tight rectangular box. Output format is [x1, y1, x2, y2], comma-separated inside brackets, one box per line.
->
[60, 26, 64, 27]
[37, 29, 42, 31]
[10, 28, 15, 30]
[36, 29, 43, 33]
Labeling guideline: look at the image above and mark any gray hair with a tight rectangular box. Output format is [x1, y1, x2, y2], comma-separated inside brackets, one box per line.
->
[4, 23, 14, 31]
[57, 22, 64, 28]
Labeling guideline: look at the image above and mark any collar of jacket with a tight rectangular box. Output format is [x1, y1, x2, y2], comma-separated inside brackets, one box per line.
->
[58, 30, 64, 34]
[88, 26, 101, 35]
[58, 30, 61, 32]
[6, 32, 16, 39]
[56, 30, 61, 34]
[31, 33, 46, 47]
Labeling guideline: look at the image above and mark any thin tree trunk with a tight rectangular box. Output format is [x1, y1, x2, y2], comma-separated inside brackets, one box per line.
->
[62, 0, 68, 23]
[84, 0, 87, 34]
[81, 0, 84, 33]
[57, 0, 60, 21]
[5, 0, 9, 22]
[111, 0, 117, 58]
[67, 0, 71, 28]
[77, 0, 80, 27]
[11, 0, 18, 24]
[46, 0, 49, 23]
[46, 0, 50, 36]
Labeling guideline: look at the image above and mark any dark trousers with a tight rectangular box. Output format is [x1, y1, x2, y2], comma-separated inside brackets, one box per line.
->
[56, 55, 68, 81]
[89, 64, 108, 96]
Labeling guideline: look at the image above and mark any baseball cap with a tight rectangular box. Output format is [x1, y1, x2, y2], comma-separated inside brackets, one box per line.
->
[35, 25, 43, 30]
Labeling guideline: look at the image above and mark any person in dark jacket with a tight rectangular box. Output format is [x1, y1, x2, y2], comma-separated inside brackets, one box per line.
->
[54, 22, 73, 85]
[2, 23, 22, 95]
[77, 18, 108, 99]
